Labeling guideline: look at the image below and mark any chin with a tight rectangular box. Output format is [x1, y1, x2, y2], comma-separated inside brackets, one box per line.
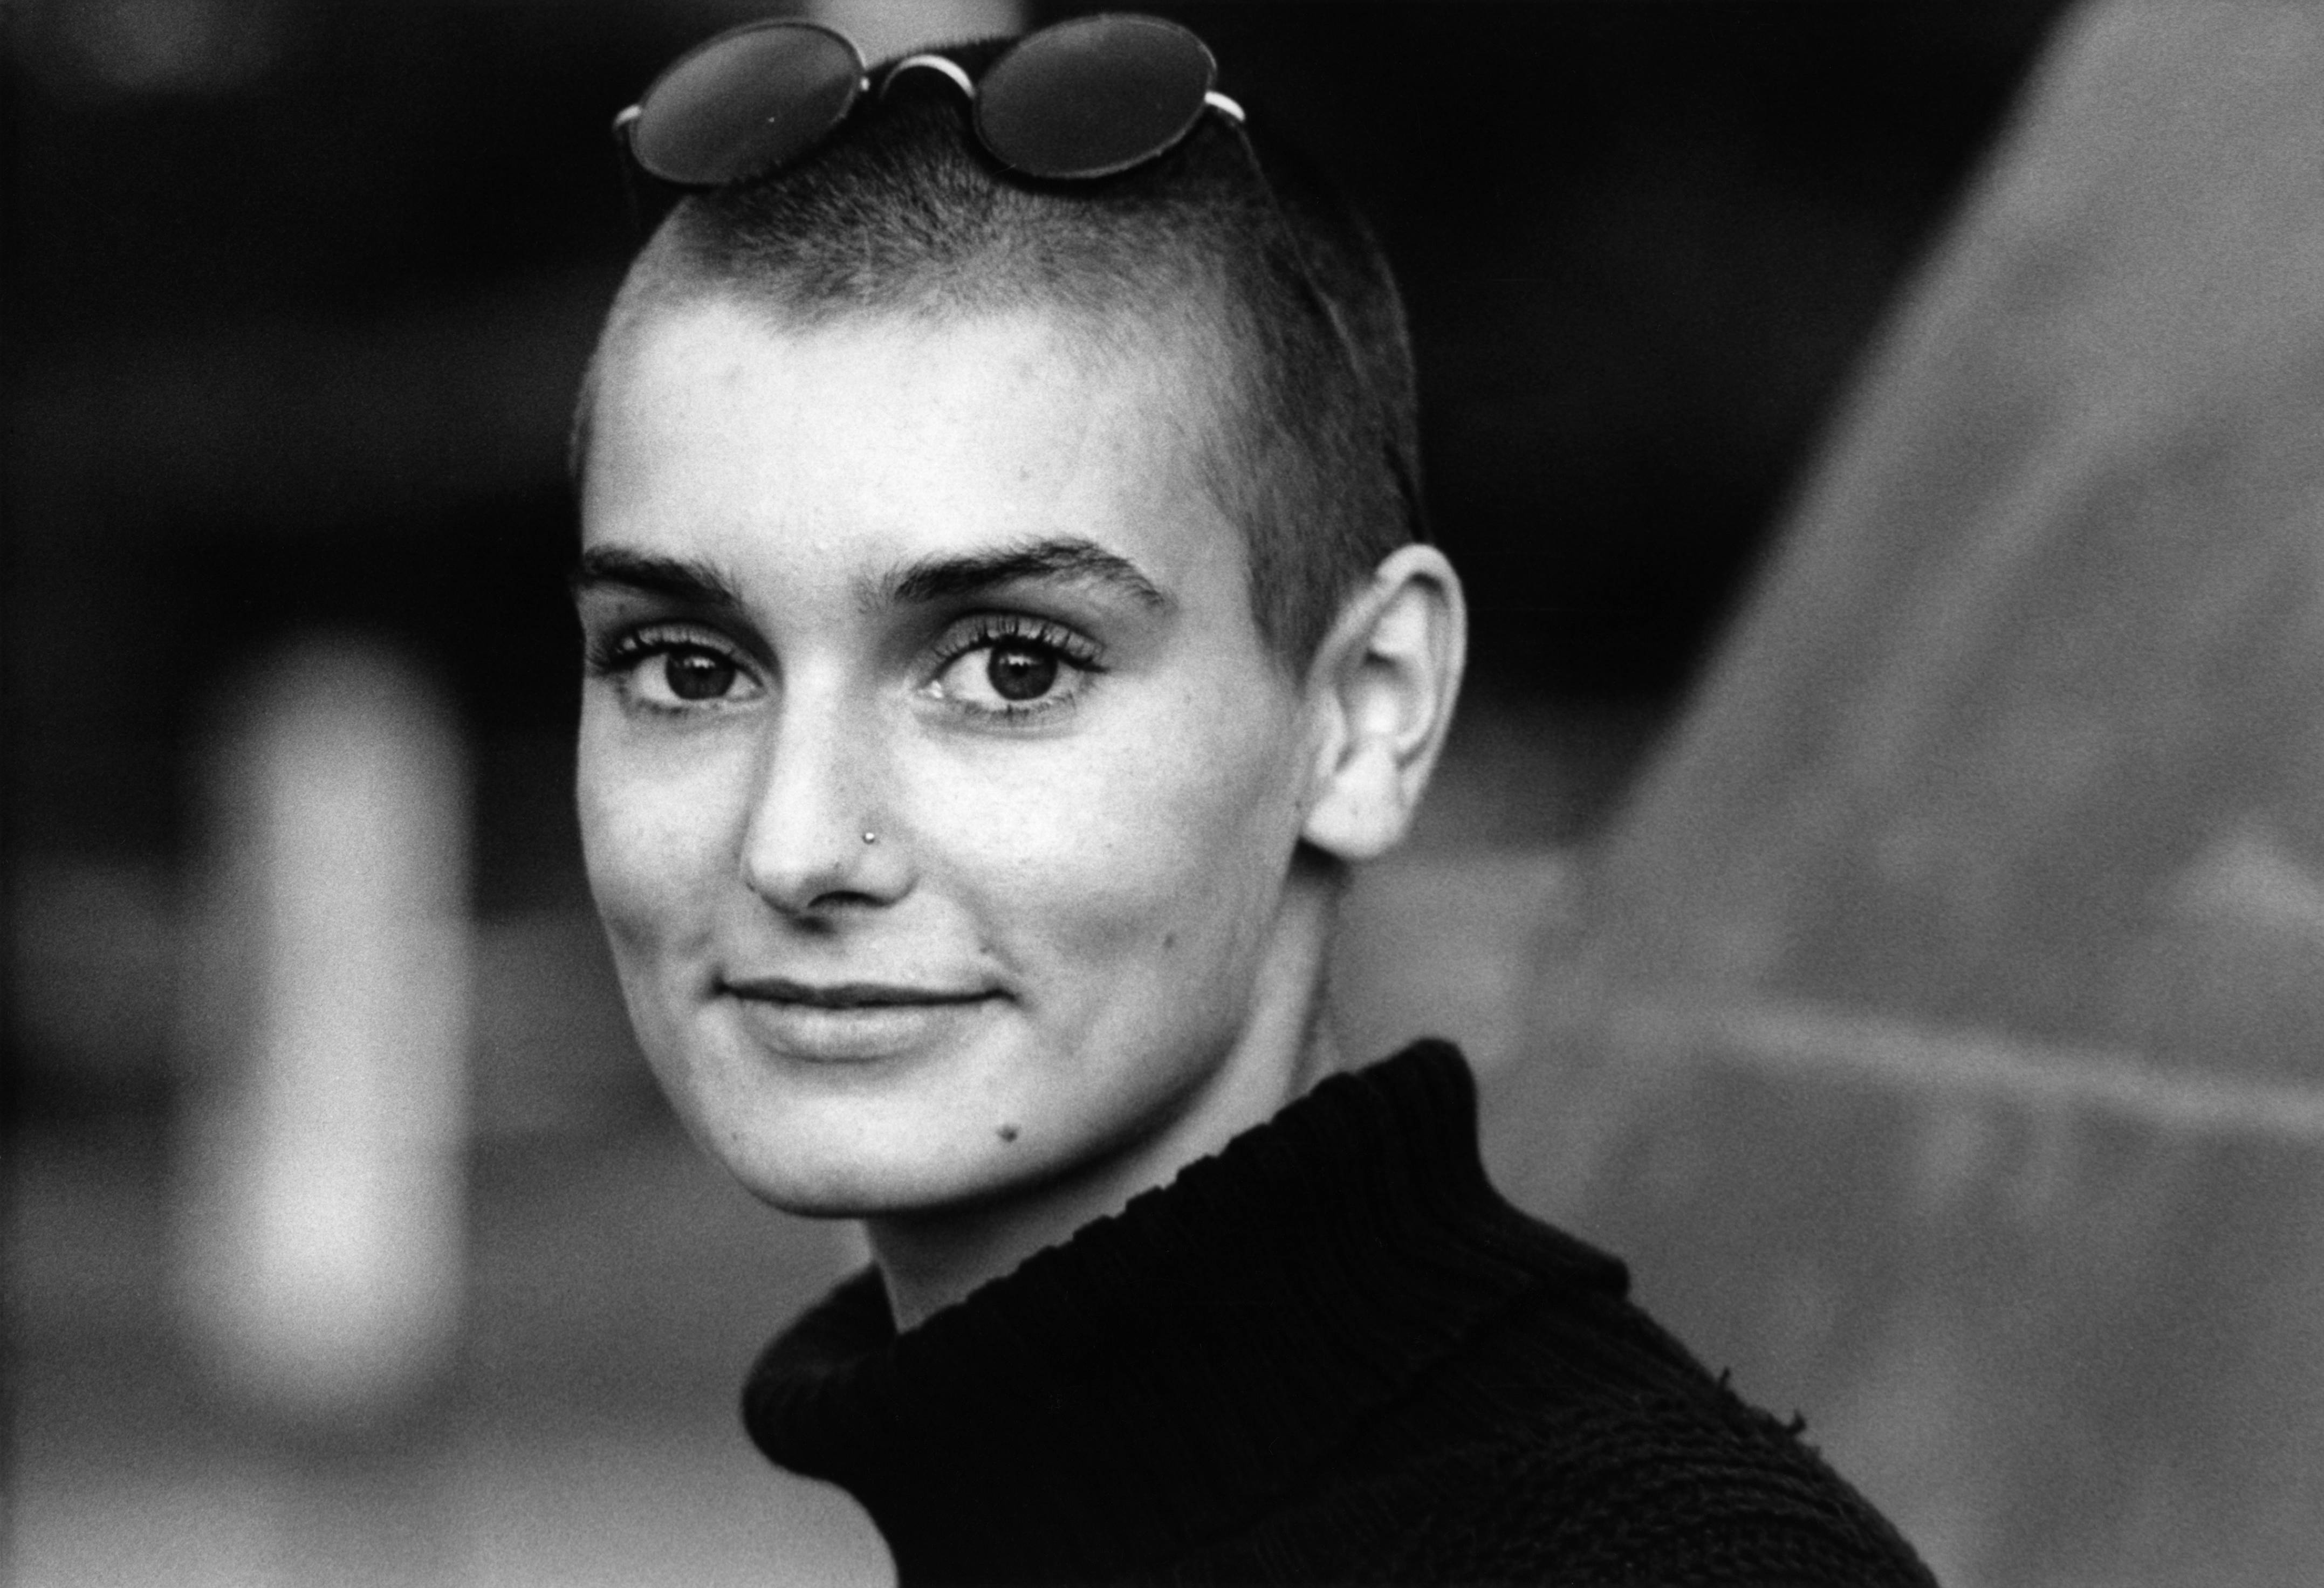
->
[667, 1060, 1034, 1216]
[716, 1124, 1042, 1223]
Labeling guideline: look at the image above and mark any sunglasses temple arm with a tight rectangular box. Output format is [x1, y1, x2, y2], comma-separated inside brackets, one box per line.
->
[609, 106, 649, 240]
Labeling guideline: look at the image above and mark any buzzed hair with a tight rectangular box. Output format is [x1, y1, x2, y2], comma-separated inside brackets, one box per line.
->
[577, 38, 1423, 666]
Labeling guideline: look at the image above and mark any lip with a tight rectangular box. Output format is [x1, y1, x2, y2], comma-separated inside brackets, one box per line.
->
[722, 976, 997, 1009]
[719, 976, 1002, 1063]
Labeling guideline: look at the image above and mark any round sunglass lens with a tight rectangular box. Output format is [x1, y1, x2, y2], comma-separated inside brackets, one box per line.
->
[632, 20, 865, 186]
[977, 14, 1217, 180]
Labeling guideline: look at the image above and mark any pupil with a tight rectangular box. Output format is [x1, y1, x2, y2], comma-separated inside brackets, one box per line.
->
[666, 650, 735, 701]
[988, 643, 1057, 702]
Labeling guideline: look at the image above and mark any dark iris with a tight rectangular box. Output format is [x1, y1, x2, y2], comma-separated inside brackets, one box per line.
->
[987, 642, 1058, 702]
[664, 649, 736, 701]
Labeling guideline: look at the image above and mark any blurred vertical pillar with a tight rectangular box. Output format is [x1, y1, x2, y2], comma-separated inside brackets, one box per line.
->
[1487, 3, 2324, 1585]
[176, 635, 471, 1424]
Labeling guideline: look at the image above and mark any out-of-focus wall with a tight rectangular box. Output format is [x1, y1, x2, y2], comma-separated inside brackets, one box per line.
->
[1486, 5, 2324, 1584]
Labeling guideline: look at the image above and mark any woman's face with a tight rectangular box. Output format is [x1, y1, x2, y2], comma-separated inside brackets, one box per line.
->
[574, 297, 1326, 1219]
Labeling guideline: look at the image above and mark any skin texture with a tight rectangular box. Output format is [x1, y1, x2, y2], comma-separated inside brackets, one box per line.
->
[575, 296, 1464, 1326]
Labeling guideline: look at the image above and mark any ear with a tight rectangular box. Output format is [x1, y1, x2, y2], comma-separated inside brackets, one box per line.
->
[1300, 544, 1468, 862]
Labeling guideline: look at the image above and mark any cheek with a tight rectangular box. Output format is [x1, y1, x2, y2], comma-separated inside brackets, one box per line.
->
[922, 693, 1307, 980]
[575, 710, 746, 966]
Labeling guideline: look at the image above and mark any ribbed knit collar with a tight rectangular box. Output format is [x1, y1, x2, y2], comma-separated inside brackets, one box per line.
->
[741, 1041, 1629, 1585]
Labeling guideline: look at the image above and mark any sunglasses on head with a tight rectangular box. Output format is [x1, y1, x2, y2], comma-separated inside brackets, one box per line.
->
[615, 11, 1247, 188]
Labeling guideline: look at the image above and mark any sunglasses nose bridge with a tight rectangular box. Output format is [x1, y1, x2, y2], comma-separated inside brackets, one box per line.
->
[883, 53, 976, 100]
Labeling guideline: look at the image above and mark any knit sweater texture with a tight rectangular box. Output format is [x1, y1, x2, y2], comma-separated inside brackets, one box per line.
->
[743, 1040, 1938, 1586]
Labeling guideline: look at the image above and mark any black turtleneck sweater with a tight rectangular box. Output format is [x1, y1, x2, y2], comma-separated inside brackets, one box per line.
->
[743, 1041, 1937, 1586]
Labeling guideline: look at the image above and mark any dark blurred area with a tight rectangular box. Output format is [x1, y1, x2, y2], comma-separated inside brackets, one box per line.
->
[4, 3, 2077, 1583]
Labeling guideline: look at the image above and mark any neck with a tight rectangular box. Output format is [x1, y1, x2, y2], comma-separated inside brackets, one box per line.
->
[866, 877, 1342, 1331]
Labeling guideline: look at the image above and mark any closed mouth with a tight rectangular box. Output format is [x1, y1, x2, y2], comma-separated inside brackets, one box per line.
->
[723, 978, 998, 1010]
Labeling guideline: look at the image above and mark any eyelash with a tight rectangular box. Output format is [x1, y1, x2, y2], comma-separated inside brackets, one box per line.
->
[927, 613, 1107, 723]
[581, 613, 1107, 723]
[584, 622, 758, 716]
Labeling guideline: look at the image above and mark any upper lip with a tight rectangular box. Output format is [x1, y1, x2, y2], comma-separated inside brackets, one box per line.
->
[723, 977, 997, 1009]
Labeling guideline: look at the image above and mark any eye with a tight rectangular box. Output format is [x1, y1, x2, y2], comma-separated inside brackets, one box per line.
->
[928, 615, 1101, 719]
[659, 647, 739, 702]
[588, 624, 763, 714]
[984, 642, 1058, 702]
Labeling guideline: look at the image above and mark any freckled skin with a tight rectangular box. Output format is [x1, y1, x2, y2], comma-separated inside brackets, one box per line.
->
[575, 299, 1349, 1320]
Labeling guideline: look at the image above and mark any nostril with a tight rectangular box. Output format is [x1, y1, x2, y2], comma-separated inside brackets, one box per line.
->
[740, 823, 911, 917]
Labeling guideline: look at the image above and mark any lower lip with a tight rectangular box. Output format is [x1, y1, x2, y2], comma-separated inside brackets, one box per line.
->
[725, 994, 998, 1063]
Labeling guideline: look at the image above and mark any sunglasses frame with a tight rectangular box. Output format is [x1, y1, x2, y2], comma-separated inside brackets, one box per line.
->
[614, 13, 1247, 188]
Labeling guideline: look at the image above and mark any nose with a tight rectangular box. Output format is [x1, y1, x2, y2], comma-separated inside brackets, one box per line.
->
[737, 681, 908, 917]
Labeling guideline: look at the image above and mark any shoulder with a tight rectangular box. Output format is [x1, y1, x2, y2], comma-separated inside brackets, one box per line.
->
[1373, 1391, 1941, 1587]
[1168, 1351, 1942, 1586]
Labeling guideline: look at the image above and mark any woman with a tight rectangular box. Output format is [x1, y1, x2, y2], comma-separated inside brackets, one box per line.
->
[570, 16, 1937, 1584]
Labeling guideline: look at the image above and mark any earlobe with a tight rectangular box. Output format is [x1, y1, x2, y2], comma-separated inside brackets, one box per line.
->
[1300, 545, 1467, 862]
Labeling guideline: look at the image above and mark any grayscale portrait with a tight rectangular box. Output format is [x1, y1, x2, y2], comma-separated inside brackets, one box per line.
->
[10, 4, 2319, 1586]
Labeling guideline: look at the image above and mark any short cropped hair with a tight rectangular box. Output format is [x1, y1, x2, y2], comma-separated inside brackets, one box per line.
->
[577, 38, 1422, 666]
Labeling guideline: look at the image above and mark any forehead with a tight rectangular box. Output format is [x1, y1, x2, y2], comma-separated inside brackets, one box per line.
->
[581, 295, 1236, 591]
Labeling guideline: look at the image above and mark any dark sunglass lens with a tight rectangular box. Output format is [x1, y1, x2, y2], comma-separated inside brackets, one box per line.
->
[977, 13, 1216, 179]
[632, 20, 864, 186]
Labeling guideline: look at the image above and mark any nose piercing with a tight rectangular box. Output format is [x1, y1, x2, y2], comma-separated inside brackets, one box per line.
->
[861, 830, 878, 845]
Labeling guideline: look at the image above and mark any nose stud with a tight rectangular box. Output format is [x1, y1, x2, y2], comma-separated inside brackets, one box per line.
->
[861, 830, 878, 845]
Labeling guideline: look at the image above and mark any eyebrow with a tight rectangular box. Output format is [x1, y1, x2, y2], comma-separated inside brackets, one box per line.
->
[570, 538, 1170, 618]
[570, 547, 745, 608]
[883, 538, 1168, 611]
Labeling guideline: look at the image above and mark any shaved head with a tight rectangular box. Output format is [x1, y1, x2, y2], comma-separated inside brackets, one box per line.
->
[577, 39, 1421, 666]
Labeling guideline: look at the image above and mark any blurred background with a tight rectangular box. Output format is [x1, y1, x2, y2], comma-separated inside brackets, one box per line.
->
[17, 1, 2323, 1584]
